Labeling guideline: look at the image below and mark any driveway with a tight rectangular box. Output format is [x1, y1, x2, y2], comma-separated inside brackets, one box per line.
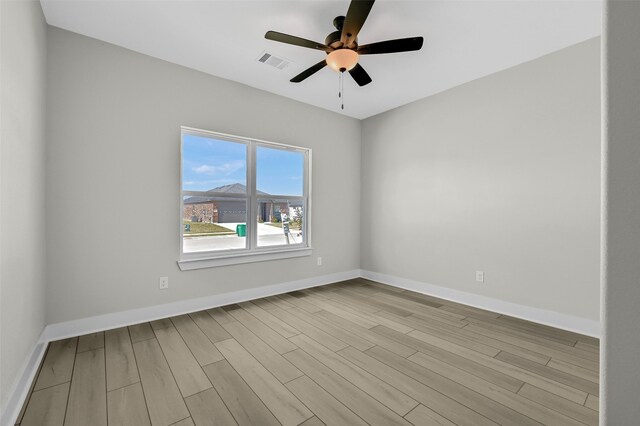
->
[183, 222, 302, 253]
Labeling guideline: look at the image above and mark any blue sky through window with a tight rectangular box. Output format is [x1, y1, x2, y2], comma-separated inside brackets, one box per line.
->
[182, 134, 304, 196]
[257, 146, 303, 196]
[182, 134, 247, 191]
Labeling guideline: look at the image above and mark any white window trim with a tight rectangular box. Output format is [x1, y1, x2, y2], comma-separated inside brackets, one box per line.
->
[178, 127, 312, 270]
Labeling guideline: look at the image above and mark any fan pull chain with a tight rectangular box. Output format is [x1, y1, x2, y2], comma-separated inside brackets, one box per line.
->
[338, 71, 345, 110]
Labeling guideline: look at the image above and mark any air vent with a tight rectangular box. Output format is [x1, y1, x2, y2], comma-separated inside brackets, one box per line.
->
[256, 51, 291, 70]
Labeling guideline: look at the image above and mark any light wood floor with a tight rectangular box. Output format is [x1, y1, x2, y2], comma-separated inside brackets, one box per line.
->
[17, 278, 600, 426]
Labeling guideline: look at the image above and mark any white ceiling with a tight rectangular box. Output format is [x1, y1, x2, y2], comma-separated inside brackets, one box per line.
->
[40, 0, 602, 119]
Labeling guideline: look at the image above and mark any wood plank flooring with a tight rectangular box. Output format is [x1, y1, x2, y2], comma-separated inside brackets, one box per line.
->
[17, 278, 600, 425]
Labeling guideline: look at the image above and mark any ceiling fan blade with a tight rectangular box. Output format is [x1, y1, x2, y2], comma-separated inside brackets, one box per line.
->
[290, 60, 327, 83]
[341, 0, 375, 48]
[357, 36, 424, 55]
[348, 63, 372, 86]
[265, 31, 333, 52]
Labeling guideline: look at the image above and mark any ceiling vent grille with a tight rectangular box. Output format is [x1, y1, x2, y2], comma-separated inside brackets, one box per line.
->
[256, 51, 291, 70]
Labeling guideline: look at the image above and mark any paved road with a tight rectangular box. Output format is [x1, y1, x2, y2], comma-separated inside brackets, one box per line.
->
[183, 222, 302, 253]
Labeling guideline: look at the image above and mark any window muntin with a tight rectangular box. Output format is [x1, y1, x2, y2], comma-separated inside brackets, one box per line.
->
[180, 128, 310, 261]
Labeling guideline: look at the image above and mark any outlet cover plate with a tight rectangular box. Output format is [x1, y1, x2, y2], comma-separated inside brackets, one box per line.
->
[159, 276, 169, 289]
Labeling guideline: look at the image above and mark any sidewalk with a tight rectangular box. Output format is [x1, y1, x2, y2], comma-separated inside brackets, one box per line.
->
[216, 222, 292, 236]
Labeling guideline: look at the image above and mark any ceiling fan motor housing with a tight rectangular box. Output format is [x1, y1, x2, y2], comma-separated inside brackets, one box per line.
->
[326, 16, 357, 49]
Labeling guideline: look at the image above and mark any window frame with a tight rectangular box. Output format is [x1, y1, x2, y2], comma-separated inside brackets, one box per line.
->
[178, 127, 312, 270]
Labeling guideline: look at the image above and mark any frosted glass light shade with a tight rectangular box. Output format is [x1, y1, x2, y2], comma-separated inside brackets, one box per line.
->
[326, 49, 359, 72]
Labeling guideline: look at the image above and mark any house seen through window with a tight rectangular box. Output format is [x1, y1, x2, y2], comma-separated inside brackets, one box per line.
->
[181, 128, 309, 259]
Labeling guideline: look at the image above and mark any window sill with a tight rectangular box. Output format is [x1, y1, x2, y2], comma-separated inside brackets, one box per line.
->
[177, 247, 313, 271]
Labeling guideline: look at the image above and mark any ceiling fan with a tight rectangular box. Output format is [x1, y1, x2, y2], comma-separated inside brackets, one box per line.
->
[264, 0, 424, 87]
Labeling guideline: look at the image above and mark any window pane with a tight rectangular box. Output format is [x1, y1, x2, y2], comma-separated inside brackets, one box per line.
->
[182, 133, 247, 192]
[182, 196, 247, 252]
[256, 146, 304, 196]
[257, 200, 304, 247]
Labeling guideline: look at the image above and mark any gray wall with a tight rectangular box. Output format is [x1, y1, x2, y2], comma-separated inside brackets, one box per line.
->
[601, 0, 640, 422]
[0, 0, 48, 409]
[45, 27, 361, 324]
[361, 38, 601, 321]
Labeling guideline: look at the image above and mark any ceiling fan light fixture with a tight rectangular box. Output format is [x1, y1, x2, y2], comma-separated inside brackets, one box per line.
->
[265, 0, 423, 87]
[326, 49, 359, 72]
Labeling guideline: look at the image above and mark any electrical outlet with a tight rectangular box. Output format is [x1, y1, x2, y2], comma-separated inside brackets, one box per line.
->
[159, 276, 169, 289]
[475, 271, 484, 283]
[317, 257, 322, 266]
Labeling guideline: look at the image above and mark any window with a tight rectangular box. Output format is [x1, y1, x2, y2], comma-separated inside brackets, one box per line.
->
[179, 127, 311, 269]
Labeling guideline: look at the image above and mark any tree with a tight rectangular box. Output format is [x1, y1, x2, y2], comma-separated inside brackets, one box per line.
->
[291, 206, 303, 230]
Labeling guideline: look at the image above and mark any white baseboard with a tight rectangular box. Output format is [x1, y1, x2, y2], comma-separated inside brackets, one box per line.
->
[42, 269, 361, 342]
[1, 336, 48, 426]
[361, 270, 600, 338]
[3, 267, 600, 426]
[1, 269, 359, 426]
